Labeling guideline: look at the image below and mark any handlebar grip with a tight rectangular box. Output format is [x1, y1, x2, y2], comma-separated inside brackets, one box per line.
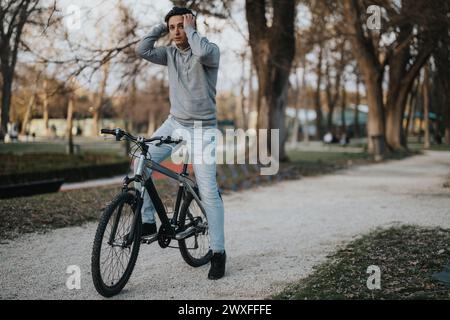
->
[100, 128, 115, 135]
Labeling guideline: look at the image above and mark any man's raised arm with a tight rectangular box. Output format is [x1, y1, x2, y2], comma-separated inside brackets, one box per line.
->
[136, 23, 169, 66]
[184, 24, 220, 68]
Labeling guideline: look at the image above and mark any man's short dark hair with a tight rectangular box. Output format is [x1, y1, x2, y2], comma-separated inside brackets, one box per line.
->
[165, 6, 195, 28]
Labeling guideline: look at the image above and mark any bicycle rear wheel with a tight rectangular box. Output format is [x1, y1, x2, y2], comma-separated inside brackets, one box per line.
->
[91, 192, 141, 297]
[178, 193, 212, 267]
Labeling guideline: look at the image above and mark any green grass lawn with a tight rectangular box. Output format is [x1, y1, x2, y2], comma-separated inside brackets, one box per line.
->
[273, 225, 450, 300]
[409, 143, 450, 152]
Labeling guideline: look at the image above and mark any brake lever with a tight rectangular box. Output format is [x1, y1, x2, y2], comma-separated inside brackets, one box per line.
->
[155, 136, 170, 147]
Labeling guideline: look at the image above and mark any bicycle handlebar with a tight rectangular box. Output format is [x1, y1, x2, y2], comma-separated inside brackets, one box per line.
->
[100, 128, 183, 145]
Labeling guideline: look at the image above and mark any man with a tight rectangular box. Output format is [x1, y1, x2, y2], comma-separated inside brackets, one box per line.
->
[135, 7, 226, 280]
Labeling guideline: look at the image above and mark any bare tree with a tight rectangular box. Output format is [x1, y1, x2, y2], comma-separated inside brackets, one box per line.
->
[342, 0, 386, 159]
[41, 79, 49, 136]
[91, 61, 110, 137]
[342, 0, 447, 157]
[65, 77, 76, 154]
[340, 74, 348, 135]
[353, 70, 363, 138]
[313, 44, 325, 140]
[324, 41, 348, 132]
[0, 0, 58, 140]
[235, 50, 248, 130]
[422, 63, 430, 149]
[432, 2, 450, 145]
[245, 0, 296, 162]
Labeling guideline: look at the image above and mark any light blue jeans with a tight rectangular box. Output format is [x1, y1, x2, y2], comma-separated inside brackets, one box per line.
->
[134, 115, 225, 253]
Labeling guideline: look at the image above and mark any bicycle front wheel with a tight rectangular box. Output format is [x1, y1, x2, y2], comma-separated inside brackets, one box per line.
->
[91, 192, 141, 297]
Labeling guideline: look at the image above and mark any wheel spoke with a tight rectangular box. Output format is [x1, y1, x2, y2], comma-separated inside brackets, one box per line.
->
[180, 197, 211, 262]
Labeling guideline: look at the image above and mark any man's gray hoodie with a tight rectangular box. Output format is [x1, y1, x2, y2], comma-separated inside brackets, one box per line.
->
[136, 23, 220, 127]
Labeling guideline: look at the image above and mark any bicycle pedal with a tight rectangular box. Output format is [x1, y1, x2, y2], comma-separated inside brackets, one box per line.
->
[141, 234, 158, 244]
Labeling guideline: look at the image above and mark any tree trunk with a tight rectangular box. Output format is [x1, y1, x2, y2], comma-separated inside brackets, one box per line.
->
[403, 92, 413, 143]
[66, 94, 75, 155]
[290, 67, 301, 146]
[444, 93, 450, 145]
[247, 54, 256, 130]
[423, 65, 430, 149]
[147, 110, 156, 136]
[265, 76, 290, 161]
[343, 0, 385, 159]
[0, 69, 13, 140]
[444, 108, 450, 145]
[404, 78, 420, 142]
[301, 55, 309, 143]
[124, 79, 137, 156]
[435, 41, 450, 145]
[385, 85, 410, 151]
[385, 41, 432, 151]
[325, 58, 334, 131]
[246, 0, 296, 163]
[364, 73, 385, 159]
[325, 45, 345, 133]
[440, 68, 450, 144]
[92, 62, 110, 137]
[0, 1, 39, 141]
[238, 52, 248, 130]
[42, 80, 50, 137]
[234, 89, 246, 129]
[354, 74, 361, 138]
[314, 45, 324, 140]
[340, 81, 347, 135]
[20, 94, 36, 136]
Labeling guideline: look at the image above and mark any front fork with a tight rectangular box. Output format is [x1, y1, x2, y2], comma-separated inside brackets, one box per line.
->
[122, 153, 146, 246]
[123, 181, 144, 247]
[107, 153, 144, 247]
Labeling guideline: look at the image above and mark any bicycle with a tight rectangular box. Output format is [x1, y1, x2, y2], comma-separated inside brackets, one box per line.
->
[91, 128, 212, 297]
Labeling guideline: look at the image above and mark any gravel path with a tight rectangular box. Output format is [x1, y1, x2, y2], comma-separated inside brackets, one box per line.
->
[1, 151, 449, 300]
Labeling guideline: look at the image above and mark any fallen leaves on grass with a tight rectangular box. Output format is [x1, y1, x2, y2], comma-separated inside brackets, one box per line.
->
[273, 225, 450, 300]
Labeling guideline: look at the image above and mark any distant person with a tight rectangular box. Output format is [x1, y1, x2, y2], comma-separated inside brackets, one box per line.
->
[324, 131, 338, 144]
[76, 126, 82, 136]
[9, 123, 19, 142]
[51, 124, 57, 138]
[323, 132, 333, 144]
[340, 133, 349, 146]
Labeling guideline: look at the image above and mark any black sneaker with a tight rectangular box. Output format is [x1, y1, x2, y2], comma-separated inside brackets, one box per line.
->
[125, 223, 157, 241]
[141, 223, 157, 237]
[208, 251, 226, 280]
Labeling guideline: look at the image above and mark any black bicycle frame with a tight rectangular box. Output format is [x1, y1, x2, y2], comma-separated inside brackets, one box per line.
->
[124, 156, 206, 246]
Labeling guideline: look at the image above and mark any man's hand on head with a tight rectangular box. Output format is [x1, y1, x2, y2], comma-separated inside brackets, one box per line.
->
[183, 14, 196, 30]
